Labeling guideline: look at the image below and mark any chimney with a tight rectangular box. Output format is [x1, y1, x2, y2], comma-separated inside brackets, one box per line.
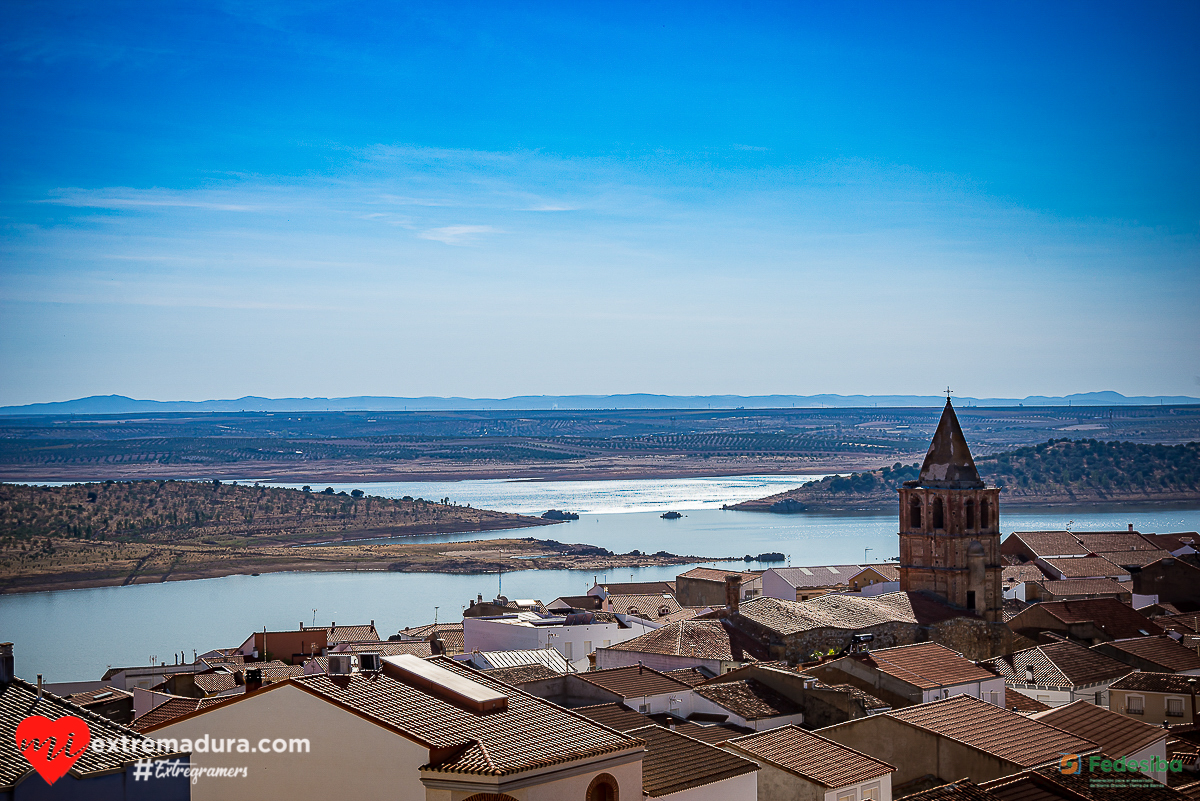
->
[300, 622, 304, 630]
[725, 575, 742, 614]
[0, 643, 14, 688]
[1129, 524, 1134, 532]
[244, 668, 263, 693]
[37, 674, 43, 700]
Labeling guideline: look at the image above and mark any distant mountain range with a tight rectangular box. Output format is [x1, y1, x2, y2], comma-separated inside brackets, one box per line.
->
[2, 391, 1197, 415]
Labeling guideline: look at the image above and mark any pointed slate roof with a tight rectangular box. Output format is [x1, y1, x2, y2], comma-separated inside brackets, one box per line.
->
[917, 400, 985, 489]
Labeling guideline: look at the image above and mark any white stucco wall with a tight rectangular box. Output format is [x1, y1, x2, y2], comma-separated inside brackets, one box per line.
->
[464, 616, 643, 668]
[150, 683, 428, 801]
[920, 679, 1006, 705]
[762, 570, 799, 601]
[655, 769, 758, 801]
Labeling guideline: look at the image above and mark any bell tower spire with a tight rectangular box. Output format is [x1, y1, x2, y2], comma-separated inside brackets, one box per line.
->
[898, 397, 1002, 622]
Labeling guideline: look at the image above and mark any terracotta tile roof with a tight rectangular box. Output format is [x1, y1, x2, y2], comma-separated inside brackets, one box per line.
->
[339, 641, 434, 658]
[1035, 578, 1129, 597]
[1096, 549, 1174, 568]
[903, 779, 1003, 800]
[65, 686, 132, 707]
[1004, 689, 1051, 713]
[1073, 532, 1156, 552]
[1031, 700, 1166, 757]
[768, 565, 863, 589]
[983, 640, 1132, 688]
[1004, 564, 1050, 585]
[1098, 636, 1200, 672]
[657, 607, 704, 624]
[595, 581, 676, 595]
[984, 764, 1191, 800]
[852, 643, 998, 690]
[819, 682, 892, 711]
[1164, 613, 1200, 634]
[887, 694, 1099, 767]
[678, 567, 760, 583]
[1007, 531, 1088, 558]
[575, 702, 653, 732]
[1143, 532, 1200, 552]
[0, 678, 188, 788]
[1041, 556, 1130, 580]
[399, 622, 464, 639]
[604, 619, 767, 661]
[576, 665, 693, 699]
[694, 678, 802, 720]
[727, 723, 894, 787]
[737, 591, 962, 637]
[322, 623, 379, 644]
[628, 724, 758, 797]
[130, 695, 233, 732]
[547, 595, 603, 611]
[483, 664, 560, 685]
[664, 666, 716, 687]
[294, 657, 641, 776]
[200, 654, 245, 669]
[258, 665, 305, 682]
[193, 672, 239, 695]
[1004, 598, 1029, 622]
[1109, 672, 1199, 693]
[856, 564, 901, 581]
[604, 594, 684, 620]
[1019, 598, 1163, 639]
[670, 720, 752, 744]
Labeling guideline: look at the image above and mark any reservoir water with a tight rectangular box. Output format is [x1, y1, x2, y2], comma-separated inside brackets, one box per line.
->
[3, 473, 1199, 682]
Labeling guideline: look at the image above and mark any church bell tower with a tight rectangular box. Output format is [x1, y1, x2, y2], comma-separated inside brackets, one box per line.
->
[898, 399, 1002, 622]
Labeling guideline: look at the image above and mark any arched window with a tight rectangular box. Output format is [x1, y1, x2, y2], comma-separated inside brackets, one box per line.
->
[980, 498, 990, 528]
[909, 498, 922, 529]
[965, 499, 975, 529]
[587, 773, 619, 801]
[932, 497, 945, 530]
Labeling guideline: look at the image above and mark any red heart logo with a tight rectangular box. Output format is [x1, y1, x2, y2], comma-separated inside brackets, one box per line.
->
[15, 715, 91, 786]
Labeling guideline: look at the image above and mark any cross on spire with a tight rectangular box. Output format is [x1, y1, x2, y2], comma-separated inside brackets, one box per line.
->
[944, 386, 954, 401]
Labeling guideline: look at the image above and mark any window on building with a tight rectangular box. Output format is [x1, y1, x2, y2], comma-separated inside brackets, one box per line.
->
[639, 703, 650, 713]
[586, 773, 619, 801]
[932, 498, 945, 529]
[603, 640, 611, 647]
[965, 499, 975, 529]
[584, 641, 592, 654]
[980, 499, 990, 528]
[987, 691, 1000, 705]
[837, 790, 858, 801]
[910, 498, 922, 528]
[1126, 695, 1144, 715]
[861, 783, 881, 800]
[563, 641, 573, 660]
[967, 590, 976, 610]
[1168, 697, 1185, 717]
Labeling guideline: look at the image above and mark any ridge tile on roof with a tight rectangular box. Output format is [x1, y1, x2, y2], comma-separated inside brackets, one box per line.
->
[726, 723, 894, 788]
[1031, 700, 1166, 758]
[853, 642, 997, 690]
[576, 664, 693, 699]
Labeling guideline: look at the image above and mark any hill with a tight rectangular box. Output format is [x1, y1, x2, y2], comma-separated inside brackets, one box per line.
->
[729, 439, 1200, 512]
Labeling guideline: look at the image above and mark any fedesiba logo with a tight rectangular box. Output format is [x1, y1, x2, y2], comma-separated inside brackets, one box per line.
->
[1061, 753, 1184, 776]
[1059, 754, 1082, 775]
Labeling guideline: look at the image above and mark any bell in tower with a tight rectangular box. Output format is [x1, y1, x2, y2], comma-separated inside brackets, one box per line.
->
[898, 398, 1002, 622]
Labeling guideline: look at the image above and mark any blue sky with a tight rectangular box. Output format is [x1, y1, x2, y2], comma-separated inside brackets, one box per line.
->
[1, 1, 1197, 405]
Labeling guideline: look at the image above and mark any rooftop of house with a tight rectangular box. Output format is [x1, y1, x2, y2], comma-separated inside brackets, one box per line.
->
[130, 694, 234, 732]
[766, 565, 864, 589]
[982, 765, 1192, 800]
[1035, 578, 1130, 597]
[677, 567, 761, 583]
[483, 663, 563, 685]
[851, 642, 998, 690]
[884, 694, 1098, 767]
[592, 581, 676, 596]
[1041, 556, 1131, 580]
[1073, 532, 1156, 552]
[627, 724, 759, 798]
[854, 564, 901, 582]
[1013, 598, 1163, 639]
[246, 657, 644, 777]
[576, 664, 693, 699]
[814, 681, 892, 712]
[914, 399, 986, 489]
[1006, 531, 1089, 559]
[199, 654, 245, 669]
[547, 595, 603, 611]
[668, 720, 753, 744]
[64, 686, 132, 707]
[1097, 549, 1174, 568]
[1109, 671, 1200, 693]
[336, 641, 434, 658]
[900, 779, 1001, 801]
[736, 591, 964, 637]
[1003, 564, 1051, 585]
[319, 622, 380, 644]
[192, 672, 239, 695]
[1003, 689, 1051, 713]
[726, 724, 895, 788]
[694, 678, 802, 720]
[1097, 635, 1200, 672]
[1142, 532, 1200, 552]
[982, 639, 1134, 688]
[1031, 699, 1167, 757]
[1, 677, 189, 789]
[604, 593, 684, 620]
[664, 666, 717, 687]
[398, 622, 465, 639]
[575, 702, 654, 732]
[469, 648, 574, 673]
[603, 619, 767, 662]
[1003, 598, 1029, 622]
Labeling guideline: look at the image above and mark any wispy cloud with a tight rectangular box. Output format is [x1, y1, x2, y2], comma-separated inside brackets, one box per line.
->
[39, 188, 258, 212]
[417, 225, 502, 245]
